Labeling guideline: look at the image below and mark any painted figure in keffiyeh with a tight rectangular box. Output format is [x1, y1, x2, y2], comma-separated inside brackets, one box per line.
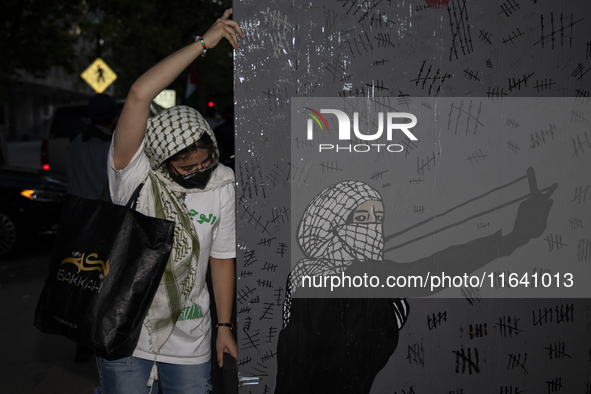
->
[290, 180, 384, 288]
[98, 8, 242, 394]
[276, 181, 409, 394]
[282, 181, 409, 328]
[275, 177, 556, 394]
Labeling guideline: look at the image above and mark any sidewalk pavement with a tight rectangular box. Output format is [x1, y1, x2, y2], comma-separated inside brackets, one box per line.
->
[0, 236, 98, 394]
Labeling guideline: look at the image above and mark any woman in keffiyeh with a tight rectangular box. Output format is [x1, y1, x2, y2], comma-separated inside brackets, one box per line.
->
[95, 9, 244, 394]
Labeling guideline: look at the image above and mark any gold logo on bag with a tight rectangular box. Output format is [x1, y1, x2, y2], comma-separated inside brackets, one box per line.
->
[60, 253, 110, 276]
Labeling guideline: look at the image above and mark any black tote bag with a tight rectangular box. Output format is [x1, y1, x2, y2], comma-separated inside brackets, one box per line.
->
[34, 183, 175, 356]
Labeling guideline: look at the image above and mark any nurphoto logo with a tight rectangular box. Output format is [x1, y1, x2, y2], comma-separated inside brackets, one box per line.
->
[303, 107, 418, 153]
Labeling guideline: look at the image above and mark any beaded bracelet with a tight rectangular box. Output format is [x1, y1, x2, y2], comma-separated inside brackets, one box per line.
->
[194, 36, 207, 57]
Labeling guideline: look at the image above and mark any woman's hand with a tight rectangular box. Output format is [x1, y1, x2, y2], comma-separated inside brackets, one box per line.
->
[203, 8, 244, 51]
[216, 326, 238, 368]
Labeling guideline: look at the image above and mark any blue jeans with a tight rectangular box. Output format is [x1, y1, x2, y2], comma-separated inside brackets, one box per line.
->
[94, 355, 212, 394]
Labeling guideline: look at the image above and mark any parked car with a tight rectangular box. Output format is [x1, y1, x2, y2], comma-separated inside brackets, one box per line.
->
[0, 166, 67, 259]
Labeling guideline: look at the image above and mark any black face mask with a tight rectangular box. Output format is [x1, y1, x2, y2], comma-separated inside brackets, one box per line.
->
[167, 164, 217, 190]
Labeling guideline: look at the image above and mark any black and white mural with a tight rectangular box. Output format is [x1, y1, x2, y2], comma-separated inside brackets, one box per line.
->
[233, 1, 591, 393]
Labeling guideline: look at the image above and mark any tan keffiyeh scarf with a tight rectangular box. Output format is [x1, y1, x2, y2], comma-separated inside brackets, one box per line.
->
[142, 105, 218, 353]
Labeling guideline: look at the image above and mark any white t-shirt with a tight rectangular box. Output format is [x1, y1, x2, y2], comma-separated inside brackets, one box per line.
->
[107, 141, 236, 365]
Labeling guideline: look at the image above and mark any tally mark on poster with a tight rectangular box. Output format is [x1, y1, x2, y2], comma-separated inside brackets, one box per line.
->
[575, 88, 591, 104]
[502, 28, 524, 49]
[507, 140, 520, 153]
[479, 29, 493, 45]
[546, 378, 564, 393]
[469, 323, 488, 339]
[496, 315, 523, 337]
[262, 87, 289, 111]
[534, 13, 584, 49]
[427, 311, 447, 330]
[447, 99, 484, 136]
[266, 161, 286, 189]
[461, 286, 482, 306]
[326, 54, 352, 83]
[508, 72, 535, 91]
[241, 327, 261, 354]
[447, 0, 474, 61]
[543, 342, 571, 359]
[288, 161, 313, 183]
[240, 203, 271, 235]
[411, 61, 453, 96]
[578, 239, 591, 263]
[238, 285, 257, 305]
[571, 132, 591, 158]
[568, 217, 584, 231]
[499, 386, 523, 394]
[238, 159, 267, 200]
[533, 78, 556, 93]
[499, 0, 520, 17]
[507, 353, 528, 374]
[407, 342, 425, 367]
[532, 304, 574, 326]
[486, 86, 508, 99]
[529, 126, 556, 149]
[544, 233, 567, 252]
[320, 161, 344, 173]
[454, 347, 480, 374]
[258, 237, 276, 247]
[572, 184, 590, 203]
[266, 326, 278, 343]
[344, 32, 373, 57]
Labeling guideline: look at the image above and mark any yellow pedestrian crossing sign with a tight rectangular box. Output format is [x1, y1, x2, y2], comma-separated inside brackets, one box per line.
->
[80, 58, 117, 93]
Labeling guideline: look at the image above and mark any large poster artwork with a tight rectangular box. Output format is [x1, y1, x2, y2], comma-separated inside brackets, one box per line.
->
[234, 1, 591, 393]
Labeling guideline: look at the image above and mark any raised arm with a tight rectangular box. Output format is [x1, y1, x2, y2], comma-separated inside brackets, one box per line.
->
[112, 9, 244, 170]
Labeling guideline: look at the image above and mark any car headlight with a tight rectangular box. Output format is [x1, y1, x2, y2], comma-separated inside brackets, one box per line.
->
[20, 189, 66, 202]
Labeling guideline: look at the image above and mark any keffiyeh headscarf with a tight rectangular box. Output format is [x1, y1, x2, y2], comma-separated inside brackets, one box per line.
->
[282, 181, 384, 326]
[142, 105, 218, 353]
[292, 180, 384, 283]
